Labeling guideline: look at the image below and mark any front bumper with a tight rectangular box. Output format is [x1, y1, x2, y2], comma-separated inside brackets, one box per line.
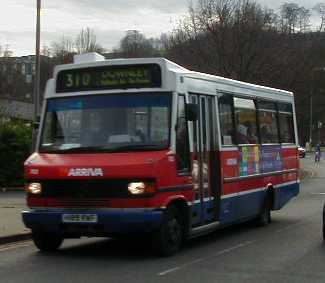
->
[22, 208, 163, 236]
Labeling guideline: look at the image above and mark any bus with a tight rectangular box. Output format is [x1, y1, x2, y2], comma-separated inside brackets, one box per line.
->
[22, 53, 299, 255]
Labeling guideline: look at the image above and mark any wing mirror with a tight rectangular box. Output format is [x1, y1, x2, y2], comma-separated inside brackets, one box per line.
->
[33, 116, 40, 130]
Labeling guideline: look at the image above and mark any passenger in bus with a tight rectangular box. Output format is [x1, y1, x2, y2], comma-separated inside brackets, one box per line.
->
[135, 129, 146, 142]
[236, 124, 249, 144]
[245, 121, 258, 144]
[260, 125, 273, 143]
[82, 112, 107, 146]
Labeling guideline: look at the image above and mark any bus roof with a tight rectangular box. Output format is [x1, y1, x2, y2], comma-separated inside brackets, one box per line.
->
[50, 54, 293, 99]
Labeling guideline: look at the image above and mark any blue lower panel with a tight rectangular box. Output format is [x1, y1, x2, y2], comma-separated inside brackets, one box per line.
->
[219, 198, 237, 224]
[236, 191, 265, 220]
[22, 209, 163, 236]
[274, 183, 299, 210]
[219, 182, 300, 225]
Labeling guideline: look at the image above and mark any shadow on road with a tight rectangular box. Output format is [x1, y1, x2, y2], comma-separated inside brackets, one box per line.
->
[31, 217, 300, 261]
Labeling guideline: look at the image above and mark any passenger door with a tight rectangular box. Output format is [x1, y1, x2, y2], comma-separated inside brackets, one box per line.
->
[189, 94, 221, 225]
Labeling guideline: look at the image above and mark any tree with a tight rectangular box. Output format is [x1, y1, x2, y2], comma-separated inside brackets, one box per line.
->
[75, 27, 105, 54]
[297, 7, 311, 33]
[50, 36, 75, 64]
[313, 3, 325, 32]
[280, 3, 300, 33]
[165, 0, 282, 82]
[0, 44, 13, 57]
[118, 30, 158, 58]
[0, 120, 32, 187]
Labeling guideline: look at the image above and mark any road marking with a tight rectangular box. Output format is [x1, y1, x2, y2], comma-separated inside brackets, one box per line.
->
[0, 241, 32, 252]
[310, 193, 325, 195]
[157, 241, 253, 276]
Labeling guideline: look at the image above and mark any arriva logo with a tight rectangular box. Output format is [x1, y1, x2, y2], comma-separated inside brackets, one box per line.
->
[68, 168, 104, 177]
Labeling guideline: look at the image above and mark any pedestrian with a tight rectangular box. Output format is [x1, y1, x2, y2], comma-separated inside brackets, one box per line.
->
[315, 143, 321, 164]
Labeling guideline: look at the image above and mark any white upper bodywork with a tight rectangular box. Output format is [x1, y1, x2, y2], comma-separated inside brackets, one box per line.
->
[44, 54, 293, 103]
[40, 54, 297, 150]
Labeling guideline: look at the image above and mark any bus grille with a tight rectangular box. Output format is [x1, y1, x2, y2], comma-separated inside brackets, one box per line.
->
[40, 179, 131, 199]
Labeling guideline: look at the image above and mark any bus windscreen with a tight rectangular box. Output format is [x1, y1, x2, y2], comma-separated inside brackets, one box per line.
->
[40, 92, 171, 153]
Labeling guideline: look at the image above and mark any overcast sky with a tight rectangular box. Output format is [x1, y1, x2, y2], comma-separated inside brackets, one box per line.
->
[0, 0, 323, 56]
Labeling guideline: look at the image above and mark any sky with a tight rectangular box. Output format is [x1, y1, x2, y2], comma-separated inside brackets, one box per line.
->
[0, 0, 323, 56]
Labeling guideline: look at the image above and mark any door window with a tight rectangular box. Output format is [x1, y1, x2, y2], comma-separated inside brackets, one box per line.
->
[176, 95, 190, 173]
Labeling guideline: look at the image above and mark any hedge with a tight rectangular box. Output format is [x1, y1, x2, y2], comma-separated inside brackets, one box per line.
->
[0, 120, 32, 187]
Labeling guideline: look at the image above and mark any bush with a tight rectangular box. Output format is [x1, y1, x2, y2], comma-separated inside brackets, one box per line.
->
[0, 120, 32, 187]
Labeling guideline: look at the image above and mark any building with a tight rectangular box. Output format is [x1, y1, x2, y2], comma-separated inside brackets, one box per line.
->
[0, 98, 33, 121]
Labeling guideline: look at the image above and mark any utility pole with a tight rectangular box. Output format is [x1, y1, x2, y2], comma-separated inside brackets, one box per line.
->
[309, 67, 325, 147]
[33, 0, 41, 151]
[309, 89, 313, 145]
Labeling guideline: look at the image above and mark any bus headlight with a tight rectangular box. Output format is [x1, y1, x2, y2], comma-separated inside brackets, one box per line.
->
[26, 182, 42, 195]
[128, 182, 155, 195]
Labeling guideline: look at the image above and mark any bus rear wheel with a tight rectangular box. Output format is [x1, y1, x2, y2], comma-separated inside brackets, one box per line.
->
[32, 231, 63, 252]
[153, 205, 184, 256]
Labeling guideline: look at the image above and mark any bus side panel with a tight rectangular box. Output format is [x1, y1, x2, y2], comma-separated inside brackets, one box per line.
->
[282, 147, 299, 171]
[219, 150, 240, 224]
[273, 147, 299, 210]
[236, 177, 267, 220]
[273, 181, 299, 210]
[219, 184, 238, 224]
[236, 190, 265, 220]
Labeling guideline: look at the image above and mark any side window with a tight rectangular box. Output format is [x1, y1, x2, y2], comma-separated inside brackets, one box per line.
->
[234, 97, 258, 144]
[176, 95, 190, 173]
[278, 103, 295, 143]
[219, 95, 235, 145]
[257, 101, 279, 144]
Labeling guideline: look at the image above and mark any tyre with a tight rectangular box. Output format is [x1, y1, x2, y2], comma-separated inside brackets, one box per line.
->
[153, 205, 184, 256]
[32, 232, 63, 252]
[255, 195, 271, 227]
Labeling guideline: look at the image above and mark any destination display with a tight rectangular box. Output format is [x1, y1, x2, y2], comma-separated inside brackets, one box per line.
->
[56, 64, 162, 93]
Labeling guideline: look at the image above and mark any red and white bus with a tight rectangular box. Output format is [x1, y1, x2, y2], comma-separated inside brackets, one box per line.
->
[23, 53, 299, 255]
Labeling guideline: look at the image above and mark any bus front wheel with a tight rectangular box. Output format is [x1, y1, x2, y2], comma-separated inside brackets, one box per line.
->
[153, 205, 184, 256]
[32, 231, 63, 252]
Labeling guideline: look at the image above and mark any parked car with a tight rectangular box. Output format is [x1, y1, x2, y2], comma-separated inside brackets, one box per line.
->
[298, 146, 306, 158]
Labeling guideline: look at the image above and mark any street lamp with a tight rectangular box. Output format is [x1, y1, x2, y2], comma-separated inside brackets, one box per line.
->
[309, 67, 325, 146]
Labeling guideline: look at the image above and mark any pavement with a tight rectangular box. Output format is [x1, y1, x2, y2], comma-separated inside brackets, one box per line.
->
[299, 152, 325, 179]
[0, 189, 31, 244]
[0, 153, 322, 245]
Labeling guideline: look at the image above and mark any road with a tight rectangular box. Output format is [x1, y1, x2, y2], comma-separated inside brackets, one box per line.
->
[1, 162, 325, 282]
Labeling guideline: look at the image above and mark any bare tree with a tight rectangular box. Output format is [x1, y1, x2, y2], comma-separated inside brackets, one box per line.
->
[50, 36, 75, 64]
[41, 45, 51, 57]
[166, 0, 281, 81]
[297, 7, 311, 32]
[0, 45, 14, 57]
[75, 27, 104, 54]
[118, 30, 157, 58]
[280, 3, 300, 33]
[313, 3, 325, 32]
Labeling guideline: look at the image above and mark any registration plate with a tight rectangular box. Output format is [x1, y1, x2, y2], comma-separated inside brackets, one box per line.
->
[62, 214, 98, 223]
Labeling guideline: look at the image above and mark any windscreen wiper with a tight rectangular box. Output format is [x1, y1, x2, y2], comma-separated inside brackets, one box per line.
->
[108, 144, 165, 151]
[40, 146, 113, 153]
